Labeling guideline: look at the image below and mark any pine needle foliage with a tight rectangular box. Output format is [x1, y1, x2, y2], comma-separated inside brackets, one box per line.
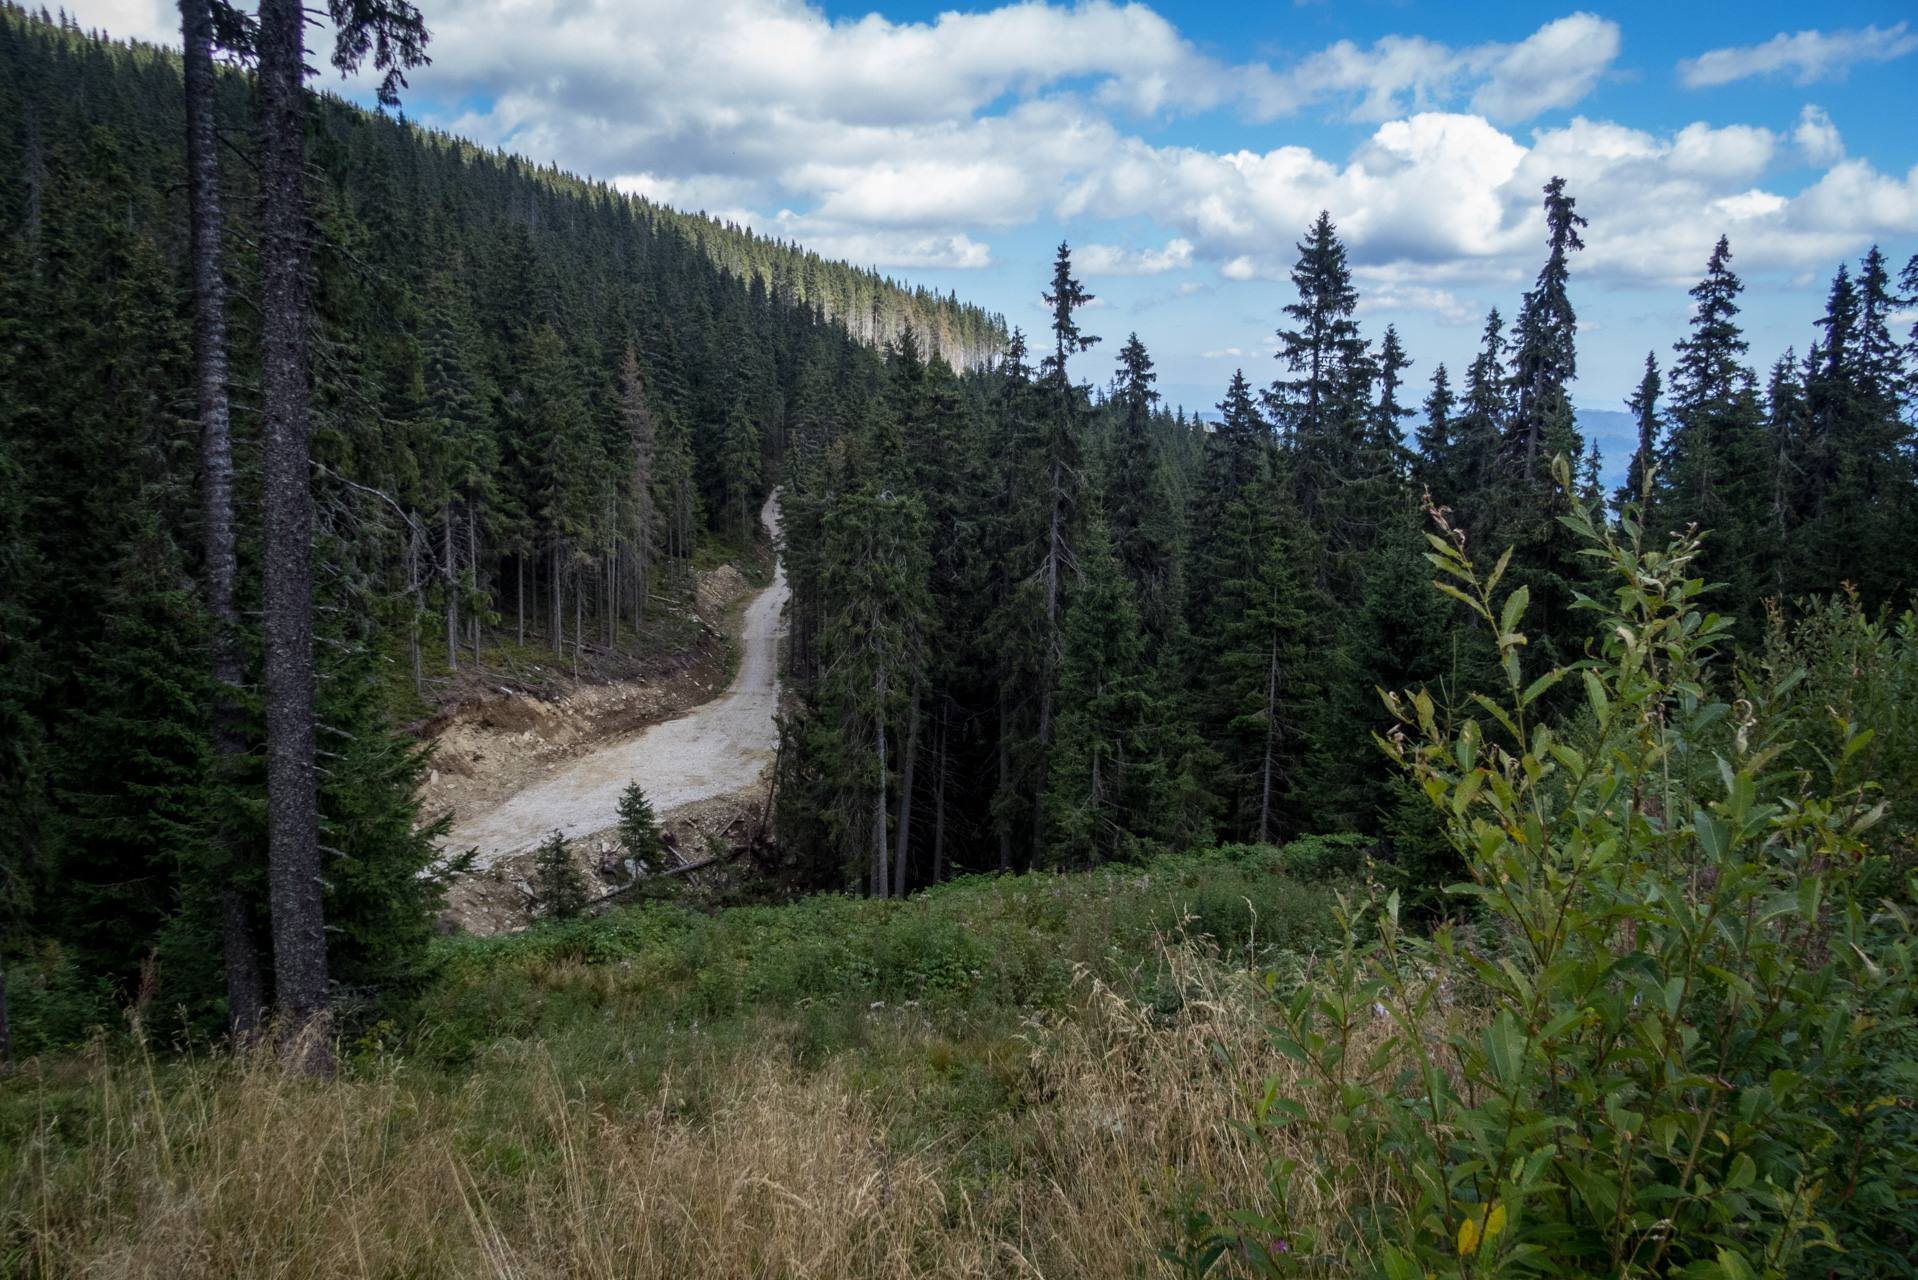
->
[617, 781, 665, 867]
[532, 830, 589, 921]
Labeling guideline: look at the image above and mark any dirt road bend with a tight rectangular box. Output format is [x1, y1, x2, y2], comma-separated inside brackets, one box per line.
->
[442, 492, 788, 866]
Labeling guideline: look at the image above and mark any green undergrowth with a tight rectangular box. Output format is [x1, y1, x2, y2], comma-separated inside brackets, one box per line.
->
[412, 840, 1350, 1069]
[0, 841, 1353, 1215]
[692, 527, 773, 588]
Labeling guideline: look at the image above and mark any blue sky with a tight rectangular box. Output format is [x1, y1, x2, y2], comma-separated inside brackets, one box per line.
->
[73, 0, 1918, 477]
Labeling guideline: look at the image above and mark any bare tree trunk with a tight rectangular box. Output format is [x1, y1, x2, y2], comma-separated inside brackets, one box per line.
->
[516, 553, 524, 648]
[1258, 631, 1281, 845]
[443, 507, 458, 671]
[573, 575, 582, 681]
[409, 525, 423, 696]
[997, 692, 1012, 874]
[551, 544, 563, 658]
[1031, 458, 1065, 868]
[892, 676, 921, 899]
[182, 0, 265, 1043]
[258, 0, 330, 1070]
[931, 702, 948, 885]
[468, 504, 480, 670]
[872, 688, 888, 898]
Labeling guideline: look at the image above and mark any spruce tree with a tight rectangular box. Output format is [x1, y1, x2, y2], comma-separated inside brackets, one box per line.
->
[1657, 236, 1767, 630]
[1760, 350, 1808, 597]
[1620, 352, 1662, 507]
[532, 830, 588, 920]
[1269, 211, 1368, 531]
[1450, 309, 1509, 527]
[617, 781, 664, 867]
[813, 484, 932, 894]
[1028, 244, 1099, 862]
[718, 401, 763, 537]
[1313, 498, 1454, 836]
[255, 0, 428, 1068]
[1105, 334, 1181, 643]
[180, 0, 263, 1040]
[1477, 180, 1594, 673]
[1797, 254, 1916, 604]
[1192, 481, 1322, 843]
[1508, 177, 1587, 484]
[1414, 363, 1456, 506]
[1045, 516, 1162, 863]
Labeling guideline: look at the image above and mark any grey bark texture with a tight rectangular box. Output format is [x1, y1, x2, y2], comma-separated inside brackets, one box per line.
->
[257, 0, 331, 1070]
[892, 677, 920, 899]
[997, 692, 1012, 873]
[871, 687, 888, 897]
[181, 0, 265, 1042]
[443, 507, 458, 670]
[931, 706, 947, 884]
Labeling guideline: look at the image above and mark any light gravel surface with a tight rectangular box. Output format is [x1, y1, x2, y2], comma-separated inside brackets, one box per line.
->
[442, 493, 788, 867]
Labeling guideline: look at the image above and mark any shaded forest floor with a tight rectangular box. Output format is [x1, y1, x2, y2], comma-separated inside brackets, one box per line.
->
[0, 844, 1362, 1279]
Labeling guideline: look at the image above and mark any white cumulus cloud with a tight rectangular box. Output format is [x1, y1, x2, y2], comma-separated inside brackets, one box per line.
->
[1236, 13, 1620, 124]
[52, 0, 1918, 296]
[1793, 105, 1845, 166]
[1075, 239, 1194, 275]
[1679, 22, 1918, 88]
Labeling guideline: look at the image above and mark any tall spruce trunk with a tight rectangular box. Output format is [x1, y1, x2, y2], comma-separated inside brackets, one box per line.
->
[182, 0, 264, 1043]
[1258, 631, 1281, 844]
[443, 507, 458, 670]
[931, 705, 948, 884]
[257, 0, 330, 1067]
[872, 682, 888, 897]
[892, 677, 921, 899]
[1031, 460, 1064, 867]
[551, 545, 563, 657]
[408, 527, 423, 695]
[468, 504, 480, 668]
[997, 692, 1012, 873]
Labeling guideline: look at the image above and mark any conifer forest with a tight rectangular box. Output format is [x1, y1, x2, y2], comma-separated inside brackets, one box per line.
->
[3, 5, 1918, 1276]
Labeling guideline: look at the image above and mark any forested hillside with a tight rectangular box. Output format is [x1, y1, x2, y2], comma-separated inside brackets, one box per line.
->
[0, 4, 1001, 1041]
[4, 6, 1918, 1272]
[777, 203, 1918, 894]
[2, 2, 1915, 1054]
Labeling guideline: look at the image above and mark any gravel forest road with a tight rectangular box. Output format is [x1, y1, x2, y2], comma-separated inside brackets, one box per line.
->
[443, 492, 787, 867]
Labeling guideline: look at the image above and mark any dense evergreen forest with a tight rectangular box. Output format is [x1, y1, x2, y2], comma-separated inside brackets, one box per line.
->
[0, 5, 1001, 1046]
[776, 200, 1918, 896]
[2, 4, 1915, 1056]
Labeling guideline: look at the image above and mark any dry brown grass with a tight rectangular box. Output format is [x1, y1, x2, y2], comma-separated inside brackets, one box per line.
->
[1, 947, 1361, 1279]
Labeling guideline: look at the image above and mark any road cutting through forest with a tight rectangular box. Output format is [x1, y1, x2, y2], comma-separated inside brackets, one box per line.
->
[441, 491, 787, 867]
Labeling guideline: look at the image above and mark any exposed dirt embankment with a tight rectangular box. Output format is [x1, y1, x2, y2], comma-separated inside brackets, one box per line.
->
[424, 528, 787, 938]
[416, 567, 752, 845]
[437, 783, 771, 936]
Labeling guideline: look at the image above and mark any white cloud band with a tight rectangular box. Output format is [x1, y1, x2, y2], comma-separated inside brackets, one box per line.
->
[1680, 22, 1918, 88]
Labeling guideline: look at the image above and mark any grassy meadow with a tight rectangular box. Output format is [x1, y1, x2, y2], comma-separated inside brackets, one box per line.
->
[0, 844, 1358, 1278]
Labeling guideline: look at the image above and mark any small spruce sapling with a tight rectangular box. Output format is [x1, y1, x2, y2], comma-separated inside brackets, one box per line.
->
[531, 830, 589, 920]
[617, 782, 665, 871]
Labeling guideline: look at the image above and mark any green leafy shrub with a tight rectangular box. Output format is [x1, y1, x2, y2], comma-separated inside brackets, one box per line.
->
[1217, 468, 1917, 1278]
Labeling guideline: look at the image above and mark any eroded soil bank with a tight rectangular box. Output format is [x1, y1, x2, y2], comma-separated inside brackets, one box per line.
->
[426, 497, 787, 935]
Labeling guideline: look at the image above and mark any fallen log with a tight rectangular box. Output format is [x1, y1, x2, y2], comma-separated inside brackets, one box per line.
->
[588, 849, 736, 906]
